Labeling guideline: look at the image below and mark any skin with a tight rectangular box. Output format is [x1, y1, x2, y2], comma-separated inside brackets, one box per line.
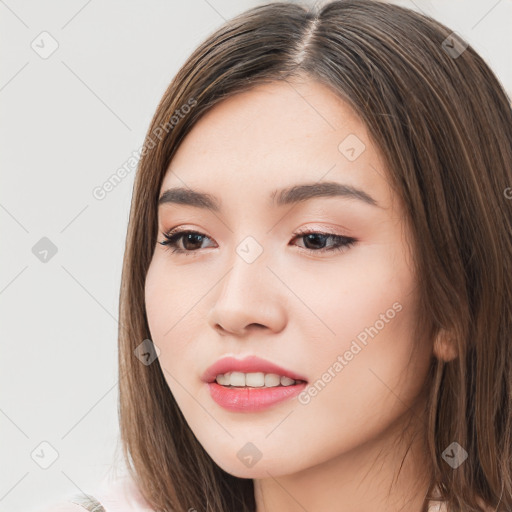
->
[144, 77, 441, 511]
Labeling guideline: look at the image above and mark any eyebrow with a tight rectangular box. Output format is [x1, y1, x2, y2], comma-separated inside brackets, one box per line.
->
[157, 181, 380, 212]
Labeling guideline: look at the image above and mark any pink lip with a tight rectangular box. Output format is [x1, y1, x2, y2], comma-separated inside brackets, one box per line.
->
[201, 355, 308, 384]
[202, 356, 308, 413]
[207, 382, 307, 412]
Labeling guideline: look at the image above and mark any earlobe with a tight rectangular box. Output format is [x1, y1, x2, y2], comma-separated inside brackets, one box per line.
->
[433, 328, 459, 362]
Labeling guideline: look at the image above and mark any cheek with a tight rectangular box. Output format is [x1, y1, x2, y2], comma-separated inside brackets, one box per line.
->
[146, 255, 195, 338]
[288, 238, 416, 346]
[289, 285, 428, 471]
[144, 261, 169, 343]
[144, 256, 206, 377]
[294, 241, 427, 408]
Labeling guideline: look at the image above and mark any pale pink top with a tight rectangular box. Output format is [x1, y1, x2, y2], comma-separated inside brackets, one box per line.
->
[40, 473, 452, 512]
[39, 473, 155, 512]
[83, 474, 155, 512]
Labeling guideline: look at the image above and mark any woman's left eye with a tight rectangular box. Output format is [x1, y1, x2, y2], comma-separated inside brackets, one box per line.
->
[159, 228, 357, 257]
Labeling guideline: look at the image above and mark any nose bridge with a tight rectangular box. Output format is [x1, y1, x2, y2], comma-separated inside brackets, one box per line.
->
[220, 233, 270, 302]
[207, 232, 287, 334]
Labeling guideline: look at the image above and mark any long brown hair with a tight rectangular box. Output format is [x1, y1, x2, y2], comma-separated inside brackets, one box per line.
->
[117, 1, 512, 510]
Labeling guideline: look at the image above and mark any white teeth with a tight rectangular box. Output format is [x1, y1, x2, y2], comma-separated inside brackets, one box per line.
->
[214, 372, 299, 388]
[280, 376, 295, 386]
[230, 371, 246, 387]
[245, 372, 265, 387]
[215, 373, 230, 386]
[264, 373, 281, 387]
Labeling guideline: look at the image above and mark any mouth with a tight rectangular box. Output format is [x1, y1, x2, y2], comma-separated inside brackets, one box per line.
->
[214, 371, 307, 388]
[202, 355, 308, 412]
[201, 354, 308, 384]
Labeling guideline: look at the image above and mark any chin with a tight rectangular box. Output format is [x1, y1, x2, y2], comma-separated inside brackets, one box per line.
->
[201, 439, 300, 479]
[212, 456, 291, 479]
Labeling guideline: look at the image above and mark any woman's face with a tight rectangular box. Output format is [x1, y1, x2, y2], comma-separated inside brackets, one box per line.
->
[144, 78, 433, 478]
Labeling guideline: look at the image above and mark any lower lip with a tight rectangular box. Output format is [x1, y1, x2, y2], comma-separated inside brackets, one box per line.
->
[207, 382, 308, 412]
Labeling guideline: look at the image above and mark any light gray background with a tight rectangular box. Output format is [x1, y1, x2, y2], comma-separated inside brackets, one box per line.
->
[1, 1, 510, 511]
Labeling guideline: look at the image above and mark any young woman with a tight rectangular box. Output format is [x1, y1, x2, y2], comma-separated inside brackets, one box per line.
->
[42, 0, 512, 511]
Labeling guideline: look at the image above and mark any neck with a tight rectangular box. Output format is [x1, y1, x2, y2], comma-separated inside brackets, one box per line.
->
[253, 400, 432, 512]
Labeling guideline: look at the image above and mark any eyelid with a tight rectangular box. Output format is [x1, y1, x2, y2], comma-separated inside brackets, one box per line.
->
[161, 225, 216, 244]
[160, 224, 349, 242]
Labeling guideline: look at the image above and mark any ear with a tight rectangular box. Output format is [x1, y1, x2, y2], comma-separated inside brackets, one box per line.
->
[433, 328, 458, 362]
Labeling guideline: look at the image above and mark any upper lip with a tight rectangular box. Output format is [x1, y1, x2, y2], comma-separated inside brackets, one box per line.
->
[201, 355, 308, 383]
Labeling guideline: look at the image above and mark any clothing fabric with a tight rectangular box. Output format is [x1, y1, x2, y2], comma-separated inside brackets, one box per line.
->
[68, 494, 106, 512]
[45, 473, 451, 511]
[70, 473, 155, 512]
[39, 473, 154, 512]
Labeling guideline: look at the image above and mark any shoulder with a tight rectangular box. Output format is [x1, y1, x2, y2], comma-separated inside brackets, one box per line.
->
[34, 494, 108, 512]
[427, 501, 448, 512]
[35, 504, 93, 512]
[92, 472, 155, 511]
[36, 472, 155, 512]
[427, 495, 495, 512]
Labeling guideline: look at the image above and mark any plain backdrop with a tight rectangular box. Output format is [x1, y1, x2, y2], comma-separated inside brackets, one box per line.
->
[1, 1, 510, 511]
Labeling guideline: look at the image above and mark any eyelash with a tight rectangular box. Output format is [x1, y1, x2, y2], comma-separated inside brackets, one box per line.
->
[158, 227, 357, 257]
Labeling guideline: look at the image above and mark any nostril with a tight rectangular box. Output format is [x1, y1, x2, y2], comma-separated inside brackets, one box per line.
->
[248, 323, 266, 329]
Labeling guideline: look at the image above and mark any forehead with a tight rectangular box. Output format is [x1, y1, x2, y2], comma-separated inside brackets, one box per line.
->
[160, 79, 392, 210]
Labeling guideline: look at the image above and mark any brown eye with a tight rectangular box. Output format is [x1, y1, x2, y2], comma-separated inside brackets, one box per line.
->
[292, 230, 357, 254]
[159, 230, 215, 256]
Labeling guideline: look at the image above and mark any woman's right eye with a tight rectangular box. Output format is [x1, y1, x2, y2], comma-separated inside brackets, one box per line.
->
[159, 229, 215, 256]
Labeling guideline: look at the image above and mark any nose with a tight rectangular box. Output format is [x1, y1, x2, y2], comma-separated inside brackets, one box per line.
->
[206, 256, 288, 337]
